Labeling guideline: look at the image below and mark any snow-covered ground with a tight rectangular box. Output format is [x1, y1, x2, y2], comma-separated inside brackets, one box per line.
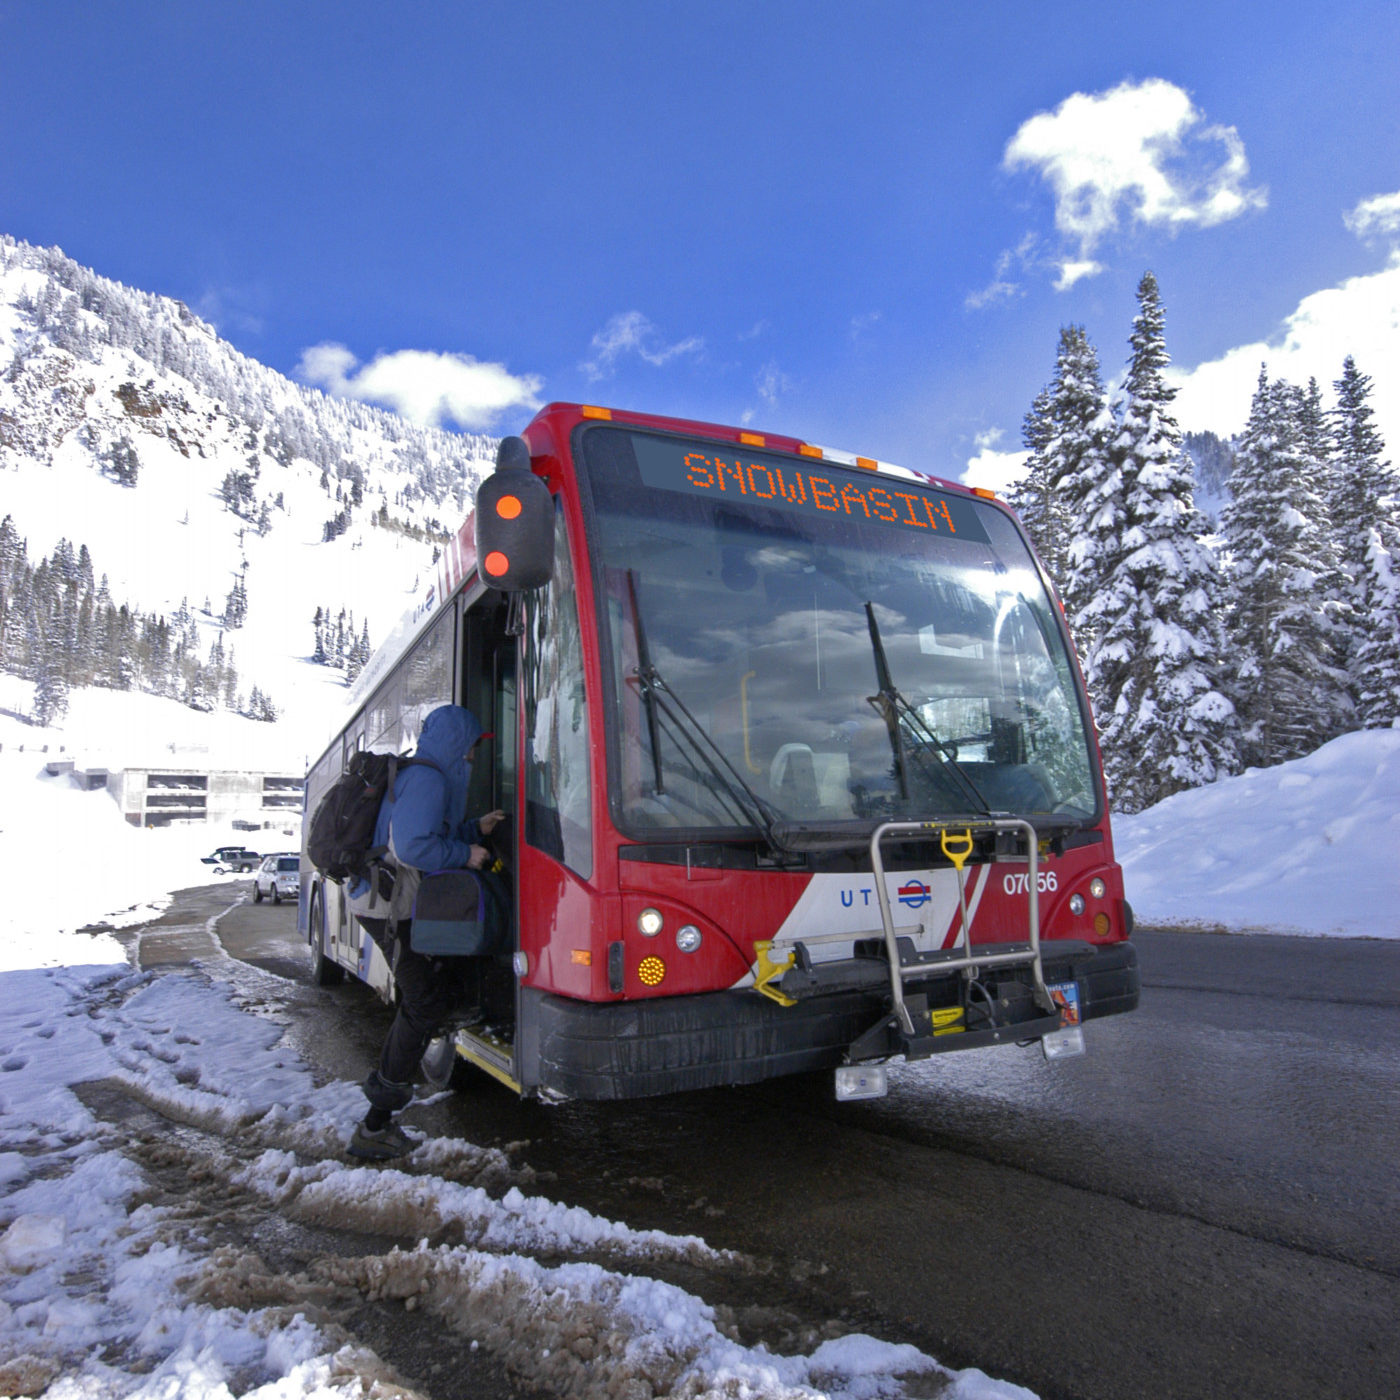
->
[2, 958, 1033, 1400]
[3, 679, 1396, 1399]
[1114, 725, 1400, 938]
[1, 689, 1039, 1399]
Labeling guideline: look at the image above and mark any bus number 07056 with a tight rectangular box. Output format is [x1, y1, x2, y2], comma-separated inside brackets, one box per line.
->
[1002, 870, 1058, 895]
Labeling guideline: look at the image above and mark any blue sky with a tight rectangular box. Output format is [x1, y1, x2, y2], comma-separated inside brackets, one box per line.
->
[3, 1, 1398, 485]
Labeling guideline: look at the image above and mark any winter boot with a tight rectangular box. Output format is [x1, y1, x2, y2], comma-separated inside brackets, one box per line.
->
[347, 1119, 418, 1161]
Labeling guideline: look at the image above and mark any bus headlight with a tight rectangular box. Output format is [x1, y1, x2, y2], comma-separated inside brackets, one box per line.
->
[1069, 894, 1086, 915]
[1089, 878, 1107, 899]
[675, 925, 702, 953]
[638, 908, 663, 936]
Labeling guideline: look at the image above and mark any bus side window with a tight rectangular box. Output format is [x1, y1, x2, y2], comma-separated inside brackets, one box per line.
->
[523, 502, 593, 880]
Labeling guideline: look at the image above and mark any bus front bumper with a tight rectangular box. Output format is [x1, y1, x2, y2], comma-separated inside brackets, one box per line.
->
[525, 939, 1139, 1100]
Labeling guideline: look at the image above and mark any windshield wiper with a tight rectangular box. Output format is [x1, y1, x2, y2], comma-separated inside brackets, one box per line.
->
[627, 572, 789, 850]
[863, 601, 994, 816]
[627, 570, 666, 798]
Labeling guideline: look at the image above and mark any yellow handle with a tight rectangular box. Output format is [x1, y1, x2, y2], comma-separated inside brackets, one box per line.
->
[752, 940, 797, 1007]
[940, 828, 974, 870]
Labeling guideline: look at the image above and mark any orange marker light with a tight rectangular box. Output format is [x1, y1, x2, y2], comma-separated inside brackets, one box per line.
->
[799, 444, 823, 458]
[740, 431, 765, 446]
[581, 405, 612, 420]
[638, 956, 666, 987]
[972, 487, 998, 500]
[570, 949, 592, 966]
[484, 551, 510, 577]
[856, 457, 878, 472]
[496, 494, 522, 520]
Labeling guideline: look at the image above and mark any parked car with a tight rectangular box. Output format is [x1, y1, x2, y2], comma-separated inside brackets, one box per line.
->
[253, 853, 300, 905]
[201, 846, 261, 874]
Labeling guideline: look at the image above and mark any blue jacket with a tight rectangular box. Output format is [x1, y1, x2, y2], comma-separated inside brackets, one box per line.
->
[348, 705, 485, 902]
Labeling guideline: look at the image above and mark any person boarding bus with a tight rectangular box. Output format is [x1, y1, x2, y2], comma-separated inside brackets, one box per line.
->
[345, 703, 503, 1160]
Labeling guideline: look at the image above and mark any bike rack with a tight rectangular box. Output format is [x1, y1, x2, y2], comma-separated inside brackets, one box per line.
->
[869, 817, 1054, 1037]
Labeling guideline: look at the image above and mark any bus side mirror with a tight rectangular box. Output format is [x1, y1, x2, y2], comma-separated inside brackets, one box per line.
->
[475, 436, 554, 591]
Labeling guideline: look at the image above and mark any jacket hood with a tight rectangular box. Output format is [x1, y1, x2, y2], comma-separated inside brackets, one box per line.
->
[413, 704, 484, 818]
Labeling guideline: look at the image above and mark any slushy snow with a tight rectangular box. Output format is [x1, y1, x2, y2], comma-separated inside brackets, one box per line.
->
[1, 689, 1037, 1399]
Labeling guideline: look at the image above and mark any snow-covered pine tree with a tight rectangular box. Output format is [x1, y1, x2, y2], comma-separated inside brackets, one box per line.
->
[1222, 369, 1352, 765]
[1041, 326, 1111, 614]
[1353, 526, 1400, 724]
[1010, 386, 1056, 566]
[1082, 272, 1236, 812]
[1330, 356, 1400, 724]
[32, 650, 68, 725]
[345, 620, 372, 684]
[223, 573, 248, 629]
[1330, 356, 1398, 573]
[1059, 334, 1123, 666]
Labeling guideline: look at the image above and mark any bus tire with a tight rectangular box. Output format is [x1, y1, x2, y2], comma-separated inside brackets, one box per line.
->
[308, 888, 344, 987]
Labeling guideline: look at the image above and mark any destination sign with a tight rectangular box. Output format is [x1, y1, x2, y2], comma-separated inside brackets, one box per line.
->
[631, 434, 989, 544]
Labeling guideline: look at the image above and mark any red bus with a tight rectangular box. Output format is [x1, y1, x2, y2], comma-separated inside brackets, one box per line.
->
[300, 402, 1138, 1100]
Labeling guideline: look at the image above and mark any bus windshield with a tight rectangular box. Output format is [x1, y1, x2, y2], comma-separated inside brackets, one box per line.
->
[579, 426, 1099, 838]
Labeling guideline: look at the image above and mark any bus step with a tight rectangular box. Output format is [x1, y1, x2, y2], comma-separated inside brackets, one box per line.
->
[454, 1024, 522, 1094]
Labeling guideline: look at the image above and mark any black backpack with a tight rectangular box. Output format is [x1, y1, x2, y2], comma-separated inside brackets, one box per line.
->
[306, 750, 437, 886]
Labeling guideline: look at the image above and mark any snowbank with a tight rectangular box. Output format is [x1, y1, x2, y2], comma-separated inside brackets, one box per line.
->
[0, 951, 1035, 1400]
[1115, 727, 1400, 938]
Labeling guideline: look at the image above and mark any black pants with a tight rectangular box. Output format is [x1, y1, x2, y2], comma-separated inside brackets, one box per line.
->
[360, 917, 467, 1097]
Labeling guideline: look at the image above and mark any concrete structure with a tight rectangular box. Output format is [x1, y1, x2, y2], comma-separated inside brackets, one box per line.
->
[108, 766, 304, 828]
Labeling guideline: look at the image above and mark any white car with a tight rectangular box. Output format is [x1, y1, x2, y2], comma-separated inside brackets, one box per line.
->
[253, 853, 300, 905]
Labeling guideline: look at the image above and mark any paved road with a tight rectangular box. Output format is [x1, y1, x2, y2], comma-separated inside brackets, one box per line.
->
[156, 894, 1400, 1400]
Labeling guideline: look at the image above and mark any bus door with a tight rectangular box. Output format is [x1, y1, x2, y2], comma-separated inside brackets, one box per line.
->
[459, 592, 520, 1029]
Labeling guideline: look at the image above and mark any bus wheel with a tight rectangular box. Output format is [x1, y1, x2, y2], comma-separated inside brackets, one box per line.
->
[308, 889, 344, 987]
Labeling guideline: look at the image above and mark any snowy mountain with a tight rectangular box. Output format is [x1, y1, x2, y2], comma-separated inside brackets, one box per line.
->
[1181, 428, 1234, 523]
[0, 235, 499, 757]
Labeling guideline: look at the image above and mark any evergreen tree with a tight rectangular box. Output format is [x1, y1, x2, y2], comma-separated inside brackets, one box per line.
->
[223, 573, 248, 629]
[1330, 356, 1400, 725]
[1083, 272, 1236, 811]
[1329, 356, 1398, 576]
[103, 434, 140, 486]
[345, 620, 371, 683]
[32, 651, 68, 725]
[1028, 325, 1112, 605]
[1010, 387, 1057, 566]
[1352, 525, 1400, 725]
[1222, 369, 1352, 765]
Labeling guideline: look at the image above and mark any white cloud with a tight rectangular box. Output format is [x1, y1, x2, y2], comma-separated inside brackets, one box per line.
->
[580, 311, 704, 380]
[1054, 259, 1105, 291]
[1003, 78, 1266, 283]
[965, 235, 1038, 310]
[960, 440, 1028, 496]
[755, 360, 791, 406]
[1344, 190, 1400, 243]
[1168, 253, 1400, 449]
[297, 343, 542, 431]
